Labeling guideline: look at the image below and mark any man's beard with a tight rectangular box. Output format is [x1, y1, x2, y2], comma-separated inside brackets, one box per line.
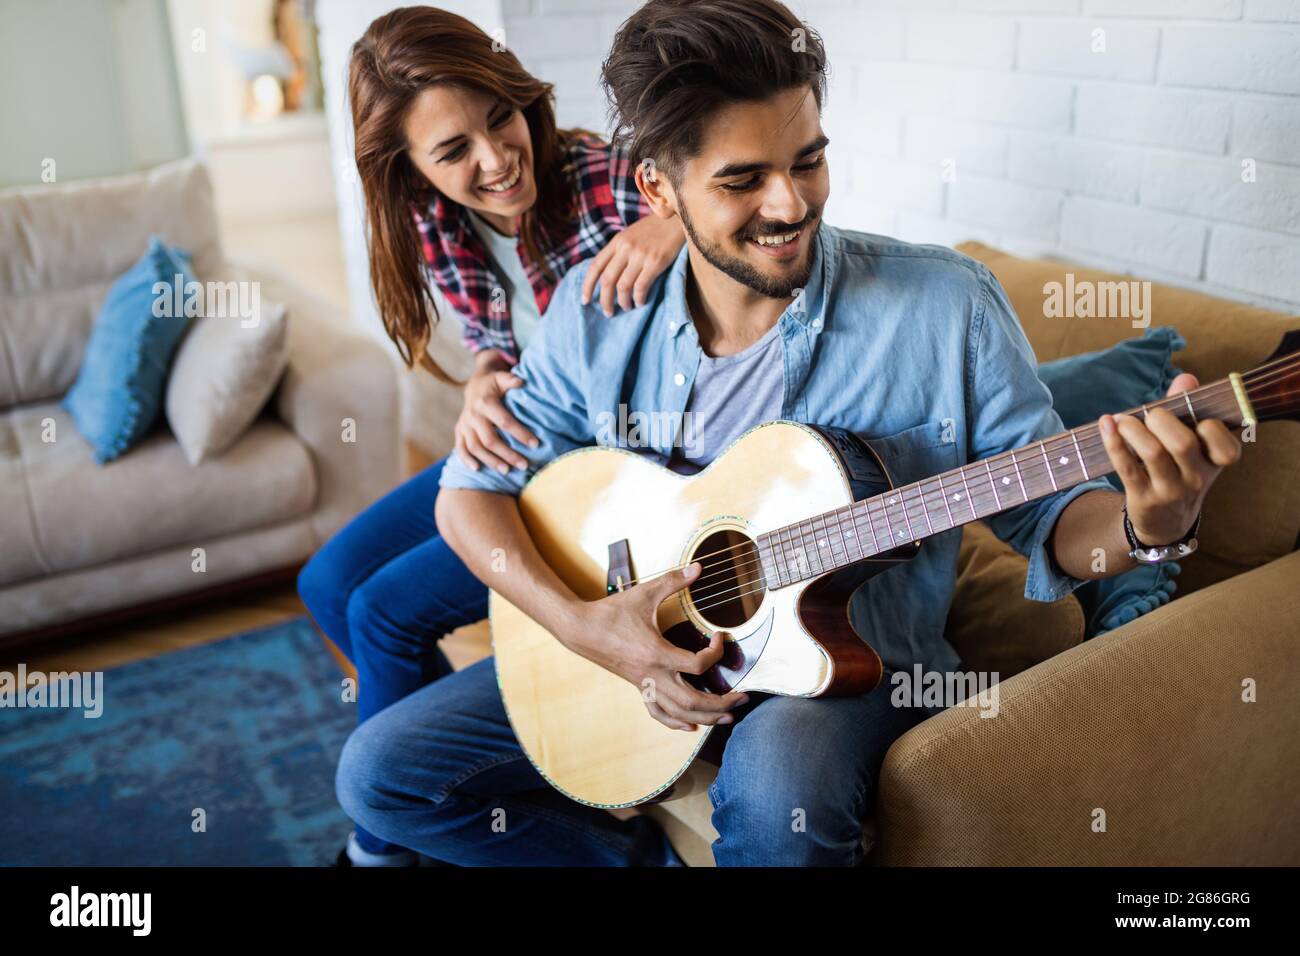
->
[678, 198, 821, 299]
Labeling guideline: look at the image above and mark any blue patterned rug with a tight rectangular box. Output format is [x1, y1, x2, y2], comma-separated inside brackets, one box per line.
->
[0, 617, 355, 866]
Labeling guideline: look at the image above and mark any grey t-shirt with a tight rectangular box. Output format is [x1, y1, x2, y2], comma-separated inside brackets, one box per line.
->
[669, 318, 784, 472]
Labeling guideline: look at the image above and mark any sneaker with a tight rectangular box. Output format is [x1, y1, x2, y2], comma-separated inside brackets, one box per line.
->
[331, 831, 420, 867]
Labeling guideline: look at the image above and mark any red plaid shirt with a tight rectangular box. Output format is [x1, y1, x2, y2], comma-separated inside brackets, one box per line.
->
[413, 131, 649, 366]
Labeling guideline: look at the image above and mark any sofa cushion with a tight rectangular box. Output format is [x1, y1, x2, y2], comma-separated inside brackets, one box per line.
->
[0, 519, 319, 639]
[1037, 326, 1186, 429]
[0, 158, 224, 410]
[945, 521, 1085, 679]
[958, 242, 1300, 595]
[0, 412, 43, 588]
[0, 403, 316, 588]
[62, 237, 198, 463]
[165, 299, 290, 465]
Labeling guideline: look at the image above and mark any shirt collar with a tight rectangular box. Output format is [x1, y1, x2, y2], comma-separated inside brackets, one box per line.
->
[659, 223, 834, 339]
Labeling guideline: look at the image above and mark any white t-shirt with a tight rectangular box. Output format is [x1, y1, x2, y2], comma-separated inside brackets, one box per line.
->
[466, 209, 541, 353]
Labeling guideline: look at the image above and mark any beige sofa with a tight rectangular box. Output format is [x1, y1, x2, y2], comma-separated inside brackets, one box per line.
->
[0, 158, 401, 643]
[376, 238, 1299, 866]
[638, 242, 1300, 866]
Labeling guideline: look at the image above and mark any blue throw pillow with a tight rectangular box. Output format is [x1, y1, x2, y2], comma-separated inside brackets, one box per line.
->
[1037, 327, 1187, 638]
[1038, 326, 1187, 432]
[63, 236, 198, 464]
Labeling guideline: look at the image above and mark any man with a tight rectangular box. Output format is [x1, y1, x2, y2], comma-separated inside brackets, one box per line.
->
[336, 0, 1241, 866]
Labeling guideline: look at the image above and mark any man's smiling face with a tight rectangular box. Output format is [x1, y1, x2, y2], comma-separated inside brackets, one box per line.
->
[665, 86, 829, 299]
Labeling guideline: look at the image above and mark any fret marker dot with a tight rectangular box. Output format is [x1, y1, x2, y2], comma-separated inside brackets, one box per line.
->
[897, 531, 905, 539]
[1001, 476, 1010, 485]
[1060, 456, 1069, 465]
[953, 493, 962, 501]
[888, 497, 896, 504]
[818, 540, 826, 547]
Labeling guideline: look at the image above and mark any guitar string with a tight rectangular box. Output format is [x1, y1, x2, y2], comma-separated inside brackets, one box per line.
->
[684, 389, 1300, 610]
[684, 406, 1298, 617]
[654, 363, 1300, 590]
[650, 384, 1298, 604]
[676, 356, 1300, 587]
[679, 390, 1298, 606]
[604, 357, 1300, 597]
[665, 359, 1300, 592]
[677, 389, 1298, 612]
[648, 375, 1298, 596]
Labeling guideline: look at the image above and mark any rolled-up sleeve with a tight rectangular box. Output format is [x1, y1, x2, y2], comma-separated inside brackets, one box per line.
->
[965, 266, 1115, 603]
[438, 265, 596, 496]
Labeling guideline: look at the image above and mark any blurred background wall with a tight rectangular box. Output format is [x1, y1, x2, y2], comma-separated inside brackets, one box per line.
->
[4, 0, 1297, 458]
[0, 0, 188, 187]
[495, 0, 1300, 314]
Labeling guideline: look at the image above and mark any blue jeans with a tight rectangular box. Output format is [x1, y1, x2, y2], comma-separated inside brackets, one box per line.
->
[336, 655, 931, 866]
[298, 456, 489, 856]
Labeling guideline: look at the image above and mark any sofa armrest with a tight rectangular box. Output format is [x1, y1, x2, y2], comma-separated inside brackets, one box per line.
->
[226, 256, 402, 548]
[876, 549, 1300, 866]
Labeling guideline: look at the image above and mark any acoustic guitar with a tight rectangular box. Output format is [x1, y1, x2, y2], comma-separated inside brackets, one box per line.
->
[489, 332, 1300, 808]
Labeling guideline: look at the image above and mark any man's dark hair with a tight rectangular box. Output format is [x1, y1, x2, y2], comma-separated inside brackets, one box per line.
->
[601, 0, 828, 182]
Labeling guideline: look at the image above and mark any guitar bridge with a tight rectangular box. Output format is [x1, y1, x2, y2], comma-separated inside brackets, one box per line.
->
[607, 539, 633, 594]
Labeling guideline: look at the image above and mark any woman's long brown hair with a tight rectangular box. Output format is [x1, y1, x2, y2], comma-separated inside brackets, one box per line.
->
[348, 6, 574, 382]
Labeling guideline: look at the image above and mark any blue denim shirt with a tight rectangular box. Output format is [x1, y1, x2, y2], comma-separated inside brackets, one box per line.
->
[440, 224, 1113, 675]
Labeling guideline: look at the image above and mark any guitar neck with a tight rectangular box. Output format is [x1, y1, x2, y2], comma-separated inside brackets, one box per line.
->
[757, 372, 1256, 590]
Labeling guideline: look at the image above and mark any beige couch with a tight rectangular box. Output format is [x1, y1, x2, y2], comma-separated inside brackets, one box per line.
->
[0, 158, 401, 643]
[637, 242, 1300, 866]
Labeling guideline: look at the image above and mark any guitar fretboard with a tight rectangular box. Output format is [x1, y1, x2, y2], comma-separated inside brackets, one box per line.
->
[755, 378, 1248, 590]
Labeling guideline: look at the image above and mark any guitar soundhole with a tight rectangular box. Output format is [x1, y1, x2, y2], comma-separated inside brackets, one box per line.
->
[686, 529, 766, 629]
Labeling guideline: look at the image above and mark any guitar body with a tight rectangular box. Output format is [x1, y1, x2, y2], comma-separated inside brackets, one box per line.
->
[490, 421, 916, 808]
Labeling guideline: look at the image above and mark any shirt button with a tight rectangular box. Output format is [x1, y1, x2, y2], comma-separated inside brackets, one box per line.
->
[668, 321, 678, 333]
[812, 318, 823, 330]
[673, 372, 686, 386]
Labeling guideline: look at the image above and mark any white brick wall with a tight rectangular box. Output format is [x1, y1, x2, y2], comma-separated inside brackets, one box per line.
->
[501, 0, 1300, 312]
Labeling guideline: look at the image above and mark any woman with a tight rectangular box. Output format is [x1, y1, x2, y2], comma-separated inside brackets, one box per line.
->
[297, 6, 684, 867]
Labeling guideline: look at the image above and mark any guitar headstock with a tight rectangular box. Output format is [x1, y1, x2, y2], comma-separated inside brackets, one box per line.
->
[1243, 329, 1300, 424]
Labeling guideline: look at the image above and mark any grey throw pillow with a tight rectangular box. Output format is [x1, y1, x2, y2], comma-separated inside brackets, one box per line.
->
[164, 300, 289, 465]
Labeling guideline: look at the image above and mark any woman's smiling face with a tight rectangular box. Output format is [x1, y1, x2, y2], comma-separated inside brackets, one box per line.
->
[403, 84, 537, 234]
